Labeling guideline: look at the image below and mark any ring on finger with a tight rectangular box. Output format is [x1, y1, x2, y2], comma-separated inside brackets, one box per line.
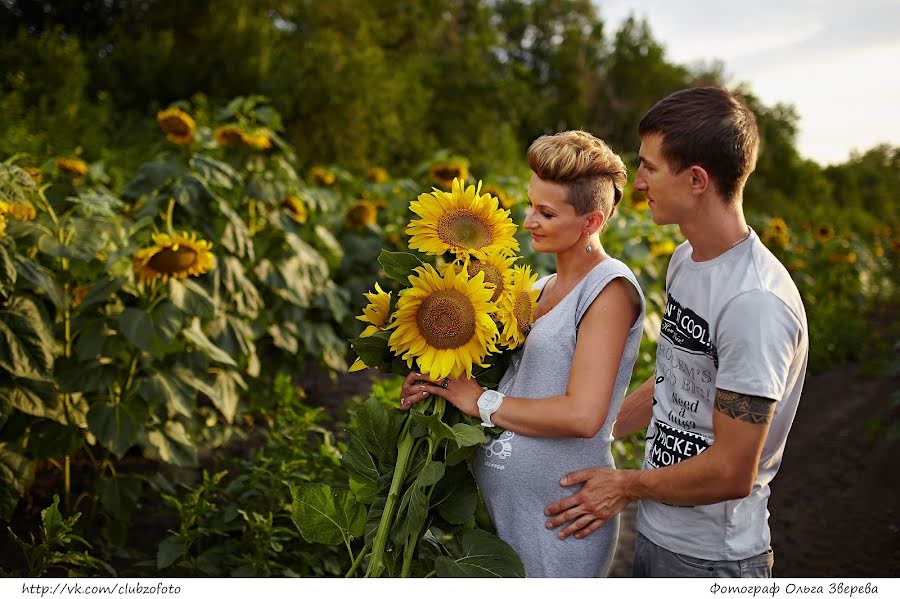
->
[440, 378, 450, 389]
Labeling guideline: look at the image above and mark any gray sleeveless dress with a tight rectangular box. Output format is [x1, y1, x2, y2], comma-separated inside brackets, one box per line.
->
[472, 258, 645, 577]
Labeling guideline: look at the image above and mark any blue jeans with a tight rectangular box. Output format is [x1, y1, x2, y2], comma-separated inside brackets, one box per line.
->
[632, 532, 774, 577]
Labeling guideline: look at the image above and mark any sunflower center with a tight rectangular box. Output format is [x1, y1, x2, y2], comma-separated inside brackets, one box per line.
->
[513, 291, 533, 332]
[416, 289, 477, 349]
[439, 211, 493, 250]
[147, 246, 199, 274]
[434, 166, 462, 181]
[162, 117, 191, 136]
[467, 260, 504, 302]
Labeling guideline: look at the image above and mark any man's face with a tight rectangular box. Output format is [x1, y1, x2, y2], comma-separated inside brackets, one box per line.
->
[633, 133, 693, 226]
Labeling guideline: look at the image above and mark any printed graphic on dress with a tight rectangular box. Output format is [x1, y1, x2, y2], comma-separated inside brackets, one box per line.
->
[481, 431, 515, 470]
[660, 293, 719, 368]
[646, 420, 710, 468]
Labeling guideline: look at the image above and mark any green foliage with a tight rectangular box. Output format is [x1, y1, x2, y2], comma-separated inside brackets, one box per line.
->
[4, 496, 114, 577]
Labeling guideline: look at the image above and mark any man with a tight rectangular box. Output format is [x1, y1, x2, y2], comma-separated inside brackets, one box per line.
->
[544, 87, 808, 577]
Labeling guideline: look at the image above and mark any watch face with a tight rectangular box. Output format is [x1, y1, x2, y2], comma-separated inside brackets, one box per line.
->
[478, 390, 502, 410]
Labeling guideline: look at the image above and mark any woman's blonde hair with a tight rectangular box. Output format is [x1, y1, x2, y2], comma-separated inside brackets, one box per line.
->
[527, 130, 627, 219]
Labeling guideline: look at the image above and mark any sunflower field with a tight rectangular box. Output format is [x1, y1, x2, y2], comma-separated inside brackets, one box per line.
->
[1, 91, 897, 577]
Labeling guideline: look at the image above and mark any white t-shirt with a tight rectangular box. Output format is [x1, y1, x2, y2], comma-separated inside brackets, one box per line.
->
[636, 228, 808, 561]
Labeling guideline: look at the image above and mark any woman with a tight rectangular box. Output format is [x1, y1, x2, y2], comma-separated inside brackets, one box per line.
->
[400, 130, 645, 577]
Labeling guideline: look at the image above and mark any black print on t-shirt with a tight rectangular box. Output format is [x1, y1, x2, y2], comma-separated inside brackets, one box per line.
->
[660, 293, 719, 368]
[647, 420, 710, 468]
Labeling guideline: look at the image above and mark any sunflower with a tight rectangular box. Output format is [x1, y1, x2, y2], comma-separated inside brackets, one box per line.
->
[24, 167, 42, 183]
[156, 107, 196, 145]
[815, 224, 834, 244]
[366, 167, 389, 183]
[497, 264, 540, 349]
[241, 129, 272, 150]
[406, 178, 519, 260]
[465, 249, 517, 303]
[649, 240, 676, 257]
[56, 157, 87, 177]
[282, 195, 308, 224]
[482, 184, 516, 209]
[387, 263, 499, 380]
[357, 283, 392, 338]
[132, 232, 216, 283]
[0, 215, 6, 238]
[762, 217, 789, 249]
[213, 125, 245, 147]
[309, 166, 336, 186]
[346, 200, 379, 229]
[827, 252, 857, 265]
[429, 159, 469, 188]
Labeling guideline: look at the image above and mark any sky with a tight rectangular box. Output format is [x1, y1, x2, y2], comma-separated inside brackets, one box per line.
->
[597, 0, 900, 165]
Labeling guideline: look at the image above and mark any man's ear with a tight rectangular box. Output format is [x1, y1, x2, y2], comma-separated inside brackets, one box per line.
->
[689, 165, 710, 195]
[584, 209, 605, 235]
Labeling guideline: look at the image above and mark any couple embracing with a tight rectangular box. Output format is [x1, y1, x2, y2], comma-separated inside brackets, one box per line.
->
[400, 87, 808, 578]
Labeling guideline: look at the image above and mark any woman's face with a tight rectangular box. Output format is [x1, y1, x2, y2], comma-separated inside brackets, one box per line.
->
[523, 173, 586, 254]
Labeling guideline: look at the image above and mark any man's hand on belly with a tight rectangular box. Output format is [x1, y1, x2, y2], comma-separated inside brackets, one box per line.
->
[543, 467, 636, 540]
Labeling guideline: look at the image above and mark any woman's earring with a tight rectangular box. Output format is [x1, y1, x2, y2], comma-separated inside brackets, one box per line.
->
[585, 243, 592, 253]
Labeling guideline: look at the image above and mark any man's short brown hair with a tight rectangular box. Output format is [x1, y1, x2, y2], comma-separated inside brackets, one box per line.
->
[527, 130, 627, 220]
[639, 87, 759, 201]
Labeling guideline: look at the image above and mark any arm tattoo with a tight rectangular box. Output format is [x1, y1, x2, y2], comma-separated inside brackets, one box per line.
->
[714, 389, 776, 424]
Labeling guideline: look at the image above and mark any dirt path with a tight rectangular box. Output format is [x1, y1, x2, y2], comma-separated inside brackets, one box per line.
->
[608, 364, 900, 577]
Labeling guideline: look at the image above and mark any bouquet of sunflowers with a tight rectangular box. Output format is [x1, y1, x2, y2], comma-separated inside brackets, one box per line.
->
[348, 177, 539, 382]
[291, 178, 537, 577]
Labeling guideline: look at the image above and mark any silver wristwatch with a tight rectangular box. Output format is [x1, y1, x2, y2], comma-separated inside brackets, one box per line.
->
[477, 389, 505, 427]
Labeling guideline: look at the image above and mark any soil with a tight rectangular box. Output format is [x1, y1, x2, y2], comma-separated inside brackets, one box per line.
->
[608, 364, 900, 577]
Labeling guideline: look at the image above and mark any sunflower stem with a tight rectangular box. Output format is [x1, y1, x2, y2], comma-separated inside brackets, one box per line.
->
[365, 415, 414, 578]
[165, 197, 175, 235]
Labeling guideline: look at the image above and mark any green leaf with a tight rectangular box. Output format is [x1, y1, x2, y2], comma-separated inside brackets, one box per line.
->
[73, 318, 107, 361]
[342, 433, 379, 489]
[136, 371, 194, 417]
[313, 225, 344, 269]
[168, 279, 215, 318]
[146, 421, 197, 467]
[348, 473, 379, 504]
[451, 423, 487, 447]
[432, 463, 478, 525]
[391, 483, 429, 546]
[415, 461, 445, 487]
[157, 535, 185, 570]
[152, 302, 183, 342]
[14, 258, 61, 308]
[87, 400, 145, 458]
[210, 368, 244, 423]
[66, 190, 124, 218]
[0, 243, 16, 294]
[348, 331, 390, 370]
[0, 442, 36, 520]
[353, 397, 404, 466]
[76, 277, 125, 313]
[0, 296, 54, 381]
[410, 411, 456, 444]
[435, 529, 525, 577]
[290, 483, 366, 546]
[0, 378, 60, 420]
[378, 250, 424, 282]
[181, 317, 237, 366]
[26, 420, 83, 458]
[56, 358, 118, 394]
[190, 154, 242, 190]
[123, 158, 181, 200]
[95, 475, 142, 521]
[118, 308, 165, 357]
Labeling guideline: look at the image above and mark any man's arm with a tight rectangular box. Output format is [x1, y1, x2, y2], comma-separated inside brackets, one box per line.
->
[613, 374, 656, 438]
[544, 388, 775, 539]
